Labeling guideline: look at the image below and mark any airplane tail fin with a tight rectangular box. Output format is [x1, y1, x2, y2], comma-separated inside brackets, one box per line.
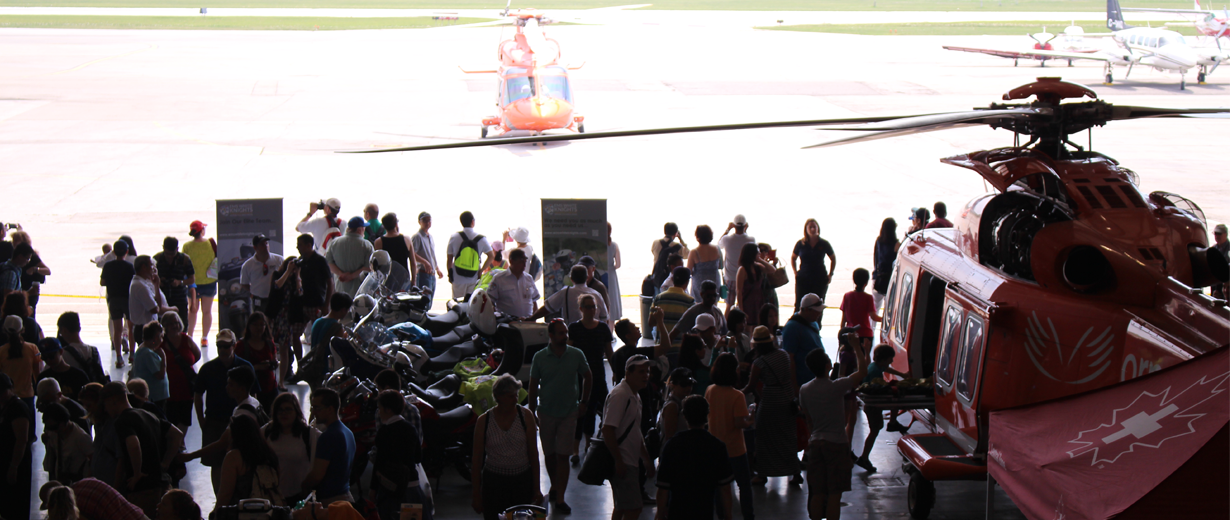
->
[1107, 0, 1132, 30]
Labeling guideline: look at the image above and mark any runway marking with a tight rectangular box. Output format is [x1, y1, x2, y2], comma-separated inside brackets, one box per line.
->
[30, 44, 157, 78]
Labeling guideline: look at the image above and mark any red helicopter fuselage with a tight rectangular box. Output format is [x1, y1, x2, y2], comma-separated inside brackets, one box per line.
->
[480, 13, 583, 137]
[876, 146, 1228, 488]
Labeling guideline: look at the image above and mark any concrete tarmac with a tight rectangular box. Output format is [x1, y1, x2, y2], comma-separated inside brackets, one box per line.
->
[2, 21, 1227, 519]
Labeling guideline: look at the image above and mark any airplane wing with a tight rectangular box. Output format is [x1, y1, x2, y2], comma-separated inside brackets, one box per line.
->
[1123, 7, 1214, 15]
[943, 46, 1124, 62]
[943, 46, 1047, 59]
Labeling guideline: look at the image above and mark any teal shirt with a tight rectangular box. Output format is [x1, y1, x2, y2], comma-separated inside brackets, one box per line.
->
[530, 345, 591, 418]
[133, 346, 170, 402]
[864, 362, 886, 384]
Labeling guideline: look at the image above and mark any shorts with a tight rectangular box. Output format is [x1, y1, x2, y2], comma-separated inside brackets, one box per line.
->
[196, 282, 217, 297]
[609, 463, 644, 511]
[806, 439, 853, 495]
[107, 296, 129, 320]
[537, 410, 578, 456]
[165, 400, 193, 428]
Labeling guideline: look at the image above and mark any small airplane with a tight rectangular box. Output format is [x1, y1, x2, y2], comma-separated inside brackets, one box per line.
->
[945, 0, 1230, 89]
[1124, 0, 1230, 41]
[347, 76, 1230, 520]
[944, 25, 1101, 67]
[459, 8, 587, 138]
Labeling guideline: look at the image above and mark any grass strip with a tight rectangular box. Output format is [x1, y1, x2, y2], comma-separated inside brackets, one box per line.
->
[0, 14, 490, 29]
[758, 20, 1201, 35]
[0, 0, 1203, 12]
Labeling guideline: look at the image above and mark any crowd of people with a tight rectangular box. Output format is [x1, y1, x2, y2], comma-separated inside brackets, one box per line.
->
[0, 199, 971, 520]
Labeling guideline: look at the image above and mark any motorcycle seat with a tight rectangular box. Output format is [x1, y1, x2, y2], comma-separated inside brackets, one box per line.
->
[435, 403, 475, 433]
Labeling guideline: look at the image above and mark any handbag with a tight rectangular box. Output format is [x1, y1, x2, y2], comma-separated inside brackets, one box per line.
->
[768, 267, 790, 289]
[205, 238, 220, 280]
[578, 399, 634, 485]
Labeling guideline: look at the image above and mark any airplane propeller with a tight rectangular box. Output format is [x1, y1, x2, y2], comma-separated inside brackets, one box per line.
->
[340, 79, 1230, 154]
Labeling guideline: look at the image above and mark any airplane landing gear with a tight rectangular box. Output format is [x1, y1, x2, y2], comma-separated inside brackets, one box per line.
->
[1105, 73, 1114, 85]
[1068, 59, 1074, 67]
[481, 125, 488, 138]
[1198, 66, 1207, 84]
[1013, 59, 1018, 67]
[908, 471, 936, 520]
[1181, 76, 1187, 90]
[577, 122, 585, 133]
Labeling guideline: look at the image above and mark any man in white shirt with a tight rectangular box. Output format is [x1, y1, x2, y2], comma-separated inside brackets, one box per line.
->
[486, 249, 540, 318]
[718, 214, 756, 312]
[445, 211, 493, 299]
[295, 198, 343, 255]
[129, 255, 175, 342]
[524, 266, 609, 324]
[601, 355, 655, 520]
[239, 234, 284, 313]
[410, 212, 443, 299]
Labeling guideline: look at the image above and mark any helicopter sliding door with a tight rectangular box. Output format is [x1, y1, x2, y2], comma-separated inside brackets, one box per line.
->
[932, 288, 990, 453]
[907, 271, 949, 379]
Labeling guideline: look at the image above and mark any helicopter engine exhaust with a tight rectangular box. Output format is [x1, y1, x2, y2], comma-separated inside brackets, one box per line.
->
[1062, 245, 1114, 293]
[1187, 244, 1230, 288]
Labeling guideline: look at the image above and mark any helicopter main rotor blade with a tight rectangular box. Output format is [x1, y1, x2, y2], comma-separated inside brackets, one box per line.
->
[816, 108, 1044, 132]
[339, 114, 950, 153]
[803, 123, 988, 149]
[1111, 106, 1230, 119]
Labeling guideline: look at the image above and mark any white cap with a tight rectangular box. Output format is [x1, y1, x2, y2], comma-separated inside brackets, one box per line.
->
[695, 313, 716, 332]
[2, 315, 22, 334]
[799, 293, 825, 312]
[510, 226, 531, 244]
[733, 214, 747, 225]
[325, 198, 341, 211]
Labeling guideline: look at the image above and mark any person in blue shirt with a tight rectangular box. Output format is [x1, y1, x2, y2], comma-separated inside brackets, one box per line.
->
[781, 293, 826, 389]
[303, 387, 356, 504]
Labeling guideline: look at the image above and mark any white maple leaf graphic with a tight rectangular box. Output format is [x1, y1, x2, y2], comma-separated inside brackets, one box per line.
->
[1066, 369, 1230, 466]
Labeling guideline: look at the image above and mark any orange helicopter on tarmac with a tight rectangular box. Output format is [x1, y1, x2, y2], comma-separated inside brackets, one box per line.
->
[462, 9, 585, 138]
[349, 78, 1229, 520]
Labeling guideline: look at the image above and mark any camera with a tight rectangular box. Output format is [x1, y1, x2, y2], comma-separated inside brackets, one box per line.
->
[3, 223, 18, 230]
[210, 499, 292, 520]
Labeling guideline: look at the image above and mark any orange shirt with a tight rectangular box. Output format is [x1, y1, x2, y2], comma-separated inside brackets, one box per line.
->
[704, 385, 749, 457]
[0, 342, 42, 398]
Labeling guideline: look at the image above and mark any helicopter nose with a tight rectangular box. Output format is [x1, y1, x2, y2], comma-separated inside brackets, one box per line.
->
[1161, 44, 1199, 69]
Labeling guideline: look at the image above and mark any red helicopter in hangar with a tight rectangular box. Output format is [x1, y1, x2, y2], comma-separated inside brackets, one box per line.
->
[348, 78, 1230, 520]
[461, 9, 586, 138]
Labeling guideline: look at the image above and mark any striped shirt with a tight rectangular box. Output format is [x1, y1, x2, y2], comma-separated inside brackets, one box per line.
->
[653, 287, 695, 349]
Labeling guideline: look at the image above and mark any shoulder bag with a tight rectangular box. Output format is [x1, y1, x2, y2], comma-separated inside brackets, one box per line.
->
[578, 398, 634, 485]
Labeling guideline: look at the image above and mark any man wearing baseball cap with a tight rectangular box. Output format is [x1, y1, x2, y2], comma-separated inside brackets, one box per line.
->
[577, 255, 611, 320]
[240, 234, 284, 314]
[326, 217, 375, 297]
[718, 214, 756, 312]
[783, 293, 827, 387]
[297, 198, 343, 255]
[601, 354, 657, 520]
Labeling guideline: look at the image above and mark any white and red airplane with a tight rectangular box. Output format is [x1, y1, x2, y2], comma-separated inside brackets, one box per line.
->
[1125, 0, 1230, 40]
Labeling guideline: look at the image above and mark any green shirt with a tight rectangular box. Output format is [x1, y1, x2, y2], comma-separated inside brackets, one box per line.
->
[530, 345, 590, 418]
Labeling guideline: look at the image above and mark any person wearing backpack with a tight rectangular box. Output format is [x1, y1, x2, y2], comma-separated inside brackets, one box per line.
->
[446, 211, 493, 299]
[215, 413, 284, 512]
[649, 223, 689, 296]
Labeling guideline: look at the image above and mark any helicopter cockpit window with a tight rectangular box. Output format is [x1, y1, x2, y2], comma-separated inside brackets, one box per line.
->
[893, 273, 915, 344]
[935, 304, 962, 386]
[506, 77, 534, 103]
[956, 315, 986, 401]
[540, 74, 573, 103]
